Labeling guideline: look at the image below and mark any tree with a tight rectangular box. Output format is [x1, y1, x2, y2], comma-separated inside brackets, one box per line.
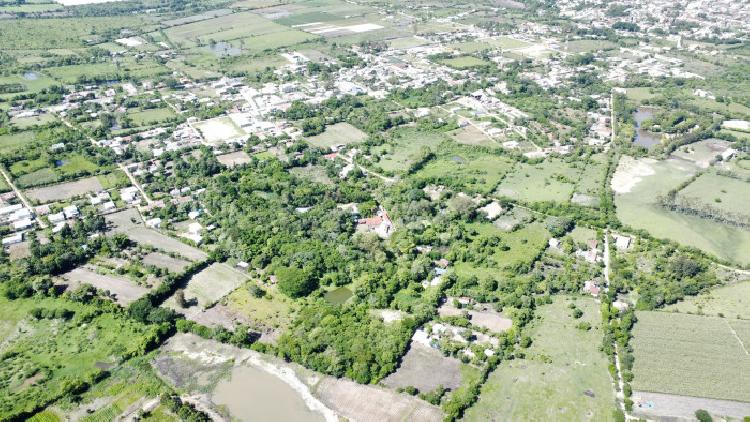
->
[174, 289, 187, 308]
[695, 410, 712, 422]
[276, 267, 317, 298]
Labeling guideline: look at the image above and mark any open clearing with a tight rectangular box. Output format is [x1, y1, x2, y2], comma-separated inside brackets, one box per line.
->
[416, 151, 514, 194]
[439, 301, 513, 333]
[142, 252, 191, 273]
[170, 263, 248, 308]
[665, 280, 750, 319]
[496, 158, 583, 203]
[372, 128, 447, 173]
[613, 156, 750, 265]
[128, 228, 207, 261]
[631, 311, 750, 403]
[306, 122, 367, 148]
[24, 176, 104, 203]
[61, 267, 149, 306]
[223, 282, 293, 339]
[194, 116, 245, 145]
[464, 296, 616, 421]
[216, 151, 252, 167]
[382, 341, 462, 393]
[677, 171, 750, 218]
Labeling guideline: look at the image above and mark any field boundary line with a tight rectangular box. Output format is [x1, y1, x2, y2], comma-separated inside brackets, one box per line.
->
[726, 320, 749, 355]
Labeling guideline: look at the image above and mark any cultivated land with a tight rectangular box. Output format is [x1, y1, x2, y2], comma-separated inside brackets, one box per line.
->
[464, 297, 616, 421]
[631, 311, 750, 403]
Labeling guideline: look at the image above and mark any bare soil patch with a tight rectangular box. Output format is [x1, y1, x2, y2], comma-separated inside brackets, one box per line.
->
[143, 251, 191, 273]
[62, 266, 148, 305]
[24, 176, 103, 203]
[216, 151, 252, 168]
[382, 341, 462, 393]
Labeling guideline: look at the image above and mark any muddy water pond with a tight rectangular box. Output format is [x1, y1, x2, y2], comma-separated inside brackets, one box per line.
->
[212, 365, 325, 422]
[633, 107, 661, 149]
[324, 286, 353, 305]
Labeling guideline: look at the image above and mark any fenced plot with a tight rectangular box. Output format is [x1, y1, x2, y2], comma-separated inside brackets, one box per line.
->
[24, 176, 103, 203]
[631, 311, 750, 402]
[62, 267, 148, 306]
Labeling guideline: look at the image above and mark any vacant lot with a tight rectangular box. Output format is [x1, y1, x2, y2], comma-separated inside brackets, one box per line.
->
[415, 151, 514, 194]
[24, 176, 103, 203]
[496, 158, 583, 203]
[677, 171, 750, 218]
[464, 222, 550, 270]
[142, 252, 191, 273]
[382, 341, 462, 393]
[216, 151, 252, 167]
[464, 296, 615, 421]
[306, 122, 367, 148]
[665, 280, 750, 319]
[631, 311, 750, 403]
[62, 267, 149, 306]
[372, 127, 447, 173]
[438, 56, 490, 69]
[194, 116, 245, 144]
[174, 263, 249, 308]
[128, 228, 207, 262]
[223, 281, 293, 336]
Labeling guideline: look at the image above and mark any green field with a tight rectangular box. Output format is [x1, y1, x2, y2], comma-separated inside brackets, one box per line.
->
[371, 127, 448, 173]
[614, 156, 750, 265]
[0, 131, 36, 154]
[0, 296, 156, 420]
[563, 39, 618, 53]
[489, 36, 532, 50]
[306, 122, 368, 148]
[464, 296, 616, 421]
[457, 222, 550, 273]
[625, 88, 658, 102]
[496, 158, 583, 203]
[126, 108, 177, 126]
[631, 311, 750, 402]
[416, 152, 514, 194]
[11, 153, 100, 188]
[438, 56, 490, 69]
[0, 17, 147, 50]
[224, 281, 294, 332]
[664, 280, 750, 319]
[678, 171, 750, 218]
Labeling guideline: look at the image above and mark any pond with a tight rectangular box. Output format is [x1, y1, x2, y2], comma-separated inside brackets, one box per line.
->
[324, 286, 353, 305]
[633, 107, 661, 149]
[22, 71, 39, 81]
[208, 41, 242, 57]
[212, 365, 325, 422]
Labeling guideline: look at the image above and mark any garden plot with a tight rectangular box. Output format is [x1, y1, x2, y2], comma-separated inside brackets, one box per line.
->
[306, 122, 367, 148]
[631, 311, 750, 403]
[62, 267, 148, 306]
[382, 341, 462, 393]
[24, 175, 103, 203]
[170, 263, 249, 308]
[216, 151, 252, 168]
[193, 116, 245, 145]
[142, 251, 191, 273]
[464, 296, 615, 421]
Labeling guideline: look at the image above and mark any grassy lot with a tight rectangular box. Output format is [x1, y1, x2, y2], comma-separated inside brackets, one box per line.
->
[690, 98, 750, 118]
[306, 122, 368, 148]
[223, 281, 293, 332]
[371, 127, 447, 174]
[677, 171, 750, 218]
[496, 158, 583, 203]
[24, 176, 104, 203]
[573, 154, 608, 206]
[438, 56, 491, 69]
[0, 131, 36, 154]
[0, 296, 156, 420]
[664, 280, 750, 319]
[464, 296, 616, 421]
[614, 156, 750, 265]
[12, 153, 100, 188]
[416, 152, 514, 194]
[10, 113, 57, 130]
[0, 74, 58, 96]
[446, 125, 495, 146]
[563, 39, 618, 53]
[382, 342, 462, 392]
[489, 36, 531, 49]
[175, 263, 249, 308]
[126, 108, 176, 126]
[631, 311, 750, 402]
[0, 16, 146, 50]
[289, 165, 333, 185]
[458, 222, 549, 272]
[448, 41, 497, 53]
[625, 88, 659, 102]
[97, 170, 131, 190]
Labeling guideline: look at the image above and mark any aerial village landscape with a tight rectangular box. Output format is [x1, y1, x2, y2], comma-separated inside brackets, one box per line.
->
[0, 0, 749, 420]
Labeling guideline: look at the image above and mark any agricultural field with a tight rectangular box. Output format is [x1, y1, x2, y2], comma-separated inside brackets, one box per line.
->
[496, 158, 584, 203]
[664, 279, 750, 320]
[9, 113, 57, 129]
[24, 175, 104, 203]
[169, 263, 249, 308]
[289, 165, 333, 185]
[631, 311, 750, 403]
[464, 296, 616, 421]
[563, 39, 618, 53]
[613, 156, 750, 265]
[0, 295, 156, 420]
[11, 154, 100, 188]
[0, 130, 36, 154]
[306, 122, 368, 148]
[126, 108, 177, 127]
